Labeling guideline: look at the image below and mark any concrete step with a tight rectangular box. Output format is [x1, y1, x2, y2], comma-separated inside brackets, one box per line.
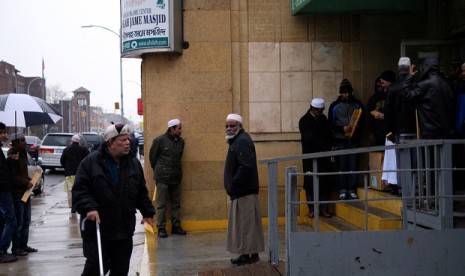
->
[357, 187, 403, 216]
[334, 201, 402, 231]
[304, 215, 360, 232]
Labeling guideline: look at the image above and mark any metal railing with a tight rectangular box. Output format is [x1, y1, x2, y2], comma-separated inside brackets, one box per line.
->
[260, 139, 465, 264]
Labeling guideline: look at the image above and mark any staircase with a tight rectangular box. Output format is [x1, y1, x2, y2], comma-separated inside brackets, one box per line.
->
[302, 187, 403, 232]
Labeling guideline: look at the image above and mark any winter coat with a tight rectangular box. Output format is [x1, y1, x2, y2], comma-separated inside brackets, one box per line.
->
[0, 149, 13, 193]
[328, 94, 366, 141]
[401, 57, 455, 138]
[129, 133, 138, 158]
[72, 143, 155, 241]
[299, 110, 334, 191]
[366, 88, 387, 146]
[384, 74, 417, 135]
[149, 131, 184, 184]
[7, 146, 30, 194]
[60, 142, 90, 176]
[224, 129, 259, 200]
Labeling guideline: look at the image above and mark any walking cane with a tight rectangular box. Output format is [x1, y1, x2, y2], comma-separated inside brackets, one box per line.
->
[81, 217, 105, 276]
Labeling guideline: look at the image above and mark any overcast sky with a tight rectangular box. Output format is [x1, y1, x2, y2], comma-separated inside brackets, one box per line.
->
[0, 0, 143, 122]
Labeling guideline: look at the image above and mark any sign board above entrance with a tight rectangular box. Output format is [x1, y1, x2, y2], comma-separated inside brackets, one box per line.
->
[121, 0, 183, 57]
[291, 0, 424, 16]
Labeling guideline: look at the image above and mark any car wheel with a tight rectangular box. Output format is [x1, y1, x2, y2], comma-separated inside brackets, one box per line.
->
[32, 176, 45, 196]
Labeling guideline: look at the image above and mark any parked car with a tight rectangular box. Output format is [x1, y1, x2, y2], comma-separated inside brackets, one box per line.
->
[80, 132, 104, 153]
[38, 133, 90, 172]
[38, 133, 74, 172]
[25, 135, 41, 160]
[2, 147, 45, 196]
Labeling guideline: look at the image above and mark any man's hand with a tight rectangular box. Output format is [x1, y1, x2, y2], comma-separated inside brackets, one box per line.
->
[86, 210, 101, 224]
[141, 217, 153, 226]
[343, 125, 353, 133]
[409, 64, 417, 76]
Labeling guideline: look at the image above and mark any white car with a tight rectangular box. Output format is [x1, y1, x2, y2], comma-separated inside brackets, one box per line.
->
[2, 147, 45, 196]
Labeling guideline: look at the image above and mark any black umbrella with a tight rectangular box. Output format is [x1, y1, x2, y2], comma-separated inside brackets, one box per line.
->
[0, 93, 62, 127]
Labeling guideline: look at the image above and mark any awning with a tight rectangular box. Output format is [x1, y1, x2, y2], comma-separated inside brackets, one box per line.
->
[291, 0, 424, 16]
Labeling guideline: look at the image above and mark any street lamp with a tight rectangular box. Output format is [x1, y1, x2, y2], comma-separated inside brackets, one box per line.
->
[27, 77, 44, 96]
[26, 77, 45, 135]
[81, 24, 125, 121]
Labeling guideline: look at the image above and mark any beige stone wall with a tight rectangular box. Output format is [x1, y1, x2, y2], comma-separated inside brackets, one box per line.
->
[140, 0, 430, 231]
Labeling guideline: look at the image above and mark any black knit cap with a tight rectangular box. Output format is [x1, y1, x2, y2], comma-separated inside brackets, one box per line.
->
[380, 70, 396, 83]
[339, 79, 353, 94]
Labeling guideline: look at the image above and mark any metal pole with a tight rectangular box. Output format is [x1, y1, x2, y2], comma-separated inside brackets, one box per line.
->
[81, 24, 124, 122]
[119, 53, 124, 122]
[26, 77, 44, 96]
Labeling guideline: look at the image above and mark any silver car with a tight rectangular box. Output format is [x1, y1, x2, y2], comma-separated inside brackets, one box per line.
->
[38, 133, 90, 172]
[38, 133, 74, 172]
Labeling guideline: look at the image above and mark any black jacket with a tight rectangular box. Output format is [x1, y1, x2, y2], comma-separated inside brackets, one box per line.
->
[224, 129, 259, 200]
[60, 142, 90, 176]
[401, 57, 455, 138]
[299, 110, 334, 191]
[72, 143, 155, 241]
[385, 74, 417, 135]
[0, 150, 13, 193]
[366, 89, 387, 146]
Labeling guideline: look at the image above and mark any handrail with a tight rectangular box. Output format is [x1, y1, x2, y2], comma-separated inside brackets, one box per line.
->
[261, 139, 465, 264]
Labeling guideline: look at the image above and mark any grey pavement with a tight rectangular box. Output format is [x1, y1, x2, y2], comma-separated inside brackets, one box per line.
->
[1, 158, 285, 275]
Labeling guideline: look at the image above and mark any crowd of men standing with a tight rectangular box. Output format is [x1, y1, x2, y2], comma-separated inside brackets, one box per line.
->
[299, 56, 465, 218]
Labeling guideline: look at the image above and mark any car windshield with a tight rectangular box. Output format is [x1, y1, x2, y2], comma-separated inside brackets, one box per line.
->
[25, 136, 39, 144]
[42, 135, 71, 146]
[82, 134, 101, 145]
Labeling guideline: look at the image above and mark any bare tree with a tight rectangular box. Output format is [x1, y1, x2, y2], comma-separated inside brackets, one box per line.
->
[46, 84, 68, 104]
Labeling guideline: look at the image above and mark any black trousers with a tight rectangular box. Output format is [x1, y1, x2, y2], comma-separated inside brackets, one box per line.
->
[81, 237, 133, 276]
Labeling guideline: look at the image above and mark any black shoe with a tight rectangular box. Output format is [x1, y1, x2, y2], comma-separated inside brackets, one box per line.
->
[171, 226, 186, 235]
[249, 253, 260, 264]
[12, 249, 28, 256]
[231, 254, 250, 266]
[24, 246, 38, 253]
[158, 228, 168, 238]
[0, 252, 18, 263]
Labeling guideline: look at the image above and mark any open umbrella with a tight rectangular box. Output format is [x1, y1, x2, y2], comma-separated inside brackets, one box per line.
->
[0, 93, 63, 127]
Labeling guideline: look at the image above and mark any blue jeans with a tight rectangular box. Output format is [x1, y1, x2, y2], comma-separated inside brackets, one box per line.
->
[0, 192, 17, 252]
[11, 193, 31, 251]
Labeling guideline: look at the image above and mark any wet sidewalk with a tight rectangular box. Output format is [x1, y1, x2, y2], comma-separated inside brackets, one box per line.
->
[2, 174, 285, 275]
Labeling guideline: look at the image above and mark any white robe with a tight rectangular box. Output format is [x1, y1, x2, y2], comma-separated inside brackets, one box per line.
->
[382, 139, 397, 185]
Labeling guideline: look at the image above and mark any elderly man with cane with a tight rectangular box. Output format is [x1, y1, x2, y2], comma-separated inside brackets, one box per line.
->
[73, 123, 155, 275]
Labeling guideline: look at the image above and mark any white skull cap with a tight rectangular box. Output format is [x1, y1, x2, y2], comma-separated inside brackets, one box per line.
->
[226, 114, 243, 124]
[167, 119, 181, 128]
[311, 98, 325, 109]
[398, 57, 411, 66]
[71, 134, 80, 143]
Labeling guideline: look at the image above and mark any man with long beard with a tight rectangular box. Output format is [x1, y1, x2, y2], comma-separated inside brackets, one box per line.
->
[223, 113, 264, 266]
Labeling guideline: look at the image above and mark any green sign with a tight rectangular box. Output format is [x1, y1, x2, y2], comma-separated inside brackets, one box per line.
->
[291, 0, 311, 14]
